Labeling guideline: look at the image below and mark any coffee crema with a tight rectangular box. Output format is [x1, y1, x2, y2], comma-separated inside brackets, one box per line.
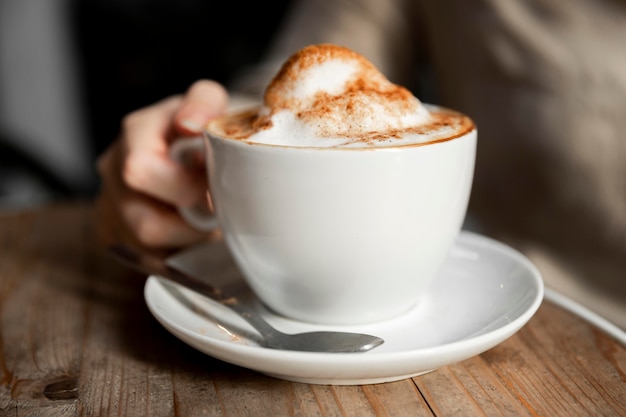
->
[207, 43, 475, 148]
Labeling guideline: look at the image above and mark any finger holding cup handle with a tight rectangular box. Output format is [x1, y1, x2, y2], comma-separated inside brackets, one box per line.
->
[170, 137, 219, 232]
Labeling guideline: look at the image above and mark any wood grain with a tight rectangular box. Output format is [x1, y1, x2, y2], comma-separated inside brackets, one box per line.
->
[0, 201, 624, 416]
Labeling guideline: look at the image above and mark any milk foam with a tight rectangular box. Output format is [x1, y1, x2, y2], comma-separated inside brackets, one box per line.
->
[211, 44, 473, 148]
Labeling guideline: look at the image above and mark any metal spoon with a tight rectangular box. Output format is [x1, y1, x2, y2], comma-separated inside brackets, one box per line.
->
[108, 244, 384, 353]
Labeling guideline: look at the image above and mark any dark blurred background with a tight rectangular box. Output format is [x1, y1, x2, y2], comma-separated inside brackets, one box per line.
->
[0, 0, 292, 207]
[72, 0, 292, 158]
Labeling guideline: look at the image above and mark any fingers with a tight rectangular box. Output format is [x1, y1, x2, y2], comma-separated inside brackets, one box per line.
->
[120, 96, 207, 207]
[96, 143, 208, 249]
[94, 80, 229, 251]
[175, 80, 229, 135]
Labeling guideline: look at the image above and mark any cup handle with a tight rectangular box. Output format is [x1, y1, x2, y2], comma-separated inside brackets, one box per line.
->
[169, 137, 218, 232]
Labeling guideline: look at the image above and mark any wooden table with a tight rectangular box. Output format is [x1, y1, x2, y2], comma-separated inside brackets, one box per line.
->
[1, 201, 624, 416]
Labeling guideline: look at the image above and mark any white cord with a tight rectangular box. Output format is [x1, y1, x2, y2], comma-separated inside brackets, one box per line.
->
[544, 287, 626, 347]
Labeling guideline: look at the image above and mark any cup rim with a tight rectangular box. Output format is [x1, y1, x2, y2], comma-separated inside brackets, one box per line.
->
[205, 104, 476, 151]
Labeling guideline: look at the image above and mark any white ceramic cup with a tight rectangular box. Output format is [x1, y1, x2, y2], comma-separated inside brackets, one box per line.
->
[172, 105, 476, 325]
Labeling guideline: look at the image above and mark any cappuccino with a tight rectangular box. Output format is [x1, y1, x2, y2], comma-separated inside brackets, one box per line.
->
[179, 43, 477, 324]
[208, 44, 474, 148]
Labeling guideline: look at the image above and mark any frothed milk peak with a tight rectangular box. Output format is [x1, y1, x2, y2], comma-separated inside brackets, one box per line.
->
[210, 44, 474, 147]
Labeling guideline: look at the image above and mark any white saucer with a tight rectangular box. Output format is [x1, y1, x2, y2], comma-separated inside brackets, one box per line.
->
[144, 231, 544, 385]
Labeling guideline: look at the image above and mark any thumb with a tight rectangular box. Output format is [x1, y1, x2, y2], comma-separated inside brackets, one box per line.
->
[174, 79, 229, 135]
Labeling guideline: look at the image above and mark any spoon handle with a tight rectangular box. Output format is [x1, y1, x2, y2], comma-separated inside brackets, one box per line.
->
[108, 244, 281, 337]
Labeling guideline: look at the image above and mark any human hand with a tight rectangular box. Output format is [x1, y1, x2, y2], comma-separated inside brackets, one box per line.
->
[95, 80, 228, 251]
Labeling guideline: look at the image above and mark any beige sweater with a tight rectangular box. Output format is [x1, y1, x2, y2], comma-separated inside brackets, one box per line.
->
[233, 0, 626, 329]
